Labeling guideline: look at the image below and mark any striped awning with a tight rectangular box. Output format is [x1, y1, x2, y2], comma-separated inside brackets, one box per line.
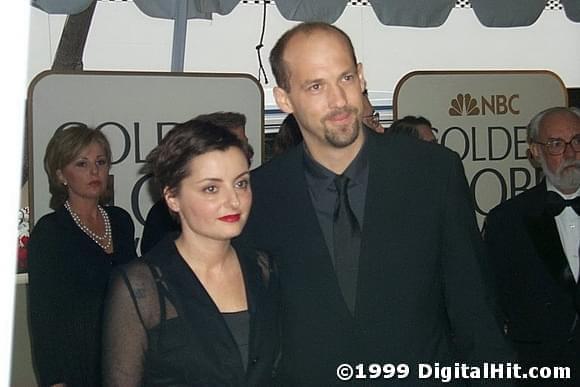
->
[32, 0, 580, 27]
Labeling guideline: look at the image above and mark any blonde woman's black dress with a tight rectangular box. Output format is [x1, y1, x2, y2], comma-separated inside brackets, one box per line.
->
[28, 205, 137, 387]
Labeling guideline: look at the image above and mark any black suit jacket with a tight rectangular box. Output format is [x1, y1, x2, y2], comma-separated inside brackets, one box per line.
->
[485, 181, 580, 384]
[237, 131, 513, 386]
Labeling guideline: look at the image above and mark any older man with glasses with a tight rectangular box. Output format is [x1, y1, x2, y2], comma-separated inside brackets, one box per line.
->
[485, 106, 580, 386]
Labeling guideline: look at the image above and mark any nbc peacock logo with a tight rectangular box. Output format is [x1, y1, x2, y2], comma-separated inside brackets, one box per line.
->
[449, 93, 480, 116]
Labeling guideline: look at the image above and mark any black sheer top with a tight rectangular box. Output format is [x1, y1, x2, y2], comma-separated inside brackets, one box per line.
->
[102, 235, 279, 387]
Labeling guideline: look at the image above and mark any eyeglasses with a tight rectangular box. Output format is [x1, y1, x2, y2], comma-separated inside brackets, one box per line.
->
[533, 135, 580, 155]
[363, 111, 380, 128]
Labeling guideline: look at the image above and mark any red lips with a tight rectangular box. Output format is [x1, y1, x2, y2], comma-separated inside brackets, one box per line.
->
[218, 214, 241, 223]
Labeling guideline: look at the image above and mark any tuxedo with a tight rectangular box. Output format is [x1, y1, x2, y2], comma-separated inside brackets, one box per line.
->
[485, 180, 580, 385]
[237, 131, 513, 386]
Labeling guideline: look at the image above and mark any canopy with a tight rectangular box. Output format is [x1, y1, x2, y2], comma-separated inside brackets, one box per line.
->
[32, 0, 580, 26]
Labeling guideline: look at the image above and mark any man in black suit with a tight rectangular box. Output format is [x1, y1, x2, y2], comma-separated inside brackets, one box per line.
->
[237, 22, 512, 385]
[485, 106, 580, 385]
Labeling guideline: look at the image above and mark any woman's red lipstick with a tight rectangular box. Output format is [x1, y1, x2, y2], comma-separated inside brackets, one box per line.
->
[218, 214, 241, 222]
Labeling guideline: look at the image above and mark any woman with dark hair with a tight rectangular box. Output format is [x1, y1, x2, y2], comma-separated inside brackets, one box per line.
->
[102, 119, 278, 386]
[28, 125, 137, 387]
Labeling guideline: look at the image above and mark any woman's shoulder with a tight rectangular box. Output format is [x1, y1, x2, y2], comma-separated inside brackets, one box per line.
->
[118, 257, 152, 275]
[27, 209, 73, 263]
[30, 209, 66, 238]
[109, 259, 166, 330]
[113, 259, 158, 289]
[33, 211, 58, 228]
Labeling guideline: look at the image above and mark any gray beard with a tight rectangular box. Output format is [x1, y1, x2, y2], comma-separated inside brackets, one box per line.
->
[540, 157, 580, 193]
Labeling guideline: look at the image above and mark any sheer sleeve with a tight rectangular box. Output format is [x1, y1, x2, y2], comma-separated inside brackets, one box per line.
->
[102, 262, 160, 387]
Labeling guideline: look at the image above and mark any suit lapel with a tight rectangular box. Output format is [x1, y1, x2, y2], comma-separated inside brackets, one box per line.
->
[280, 146, 357, 318]
[355, 133, 403, 319]
[283, 146, 335, 263]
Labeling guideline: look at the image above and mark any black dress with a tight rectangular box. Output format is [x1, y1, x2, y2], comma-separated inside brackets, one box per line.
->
[28, 205, 137, 387]
[102, 235, 279, 387]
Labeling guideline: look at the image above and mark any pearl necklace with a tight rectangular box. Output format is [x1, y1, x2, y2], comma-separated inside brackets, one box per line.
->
[65, 200, 112, 251]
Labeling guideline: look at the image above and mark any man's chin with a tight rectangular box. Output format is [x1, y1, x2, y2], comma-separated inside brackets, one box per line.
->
[562, 164, 580, 174]
[326, 127, 359, 148]
[550, 169, 580, 193]
[540, 157, 580, 192]
[324, 121, 361, 147]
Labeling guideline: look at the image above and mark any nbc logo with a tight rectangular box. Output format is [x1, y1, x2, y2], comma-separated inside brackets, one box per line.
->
[448, 93, 520, 116]
[449, 93, 480, 116]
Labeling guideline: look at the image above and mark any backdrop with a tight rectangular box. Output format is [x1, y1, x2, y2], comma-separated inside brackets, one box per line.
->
[28, 71, 264, 247]
[393, 70, 567, 226]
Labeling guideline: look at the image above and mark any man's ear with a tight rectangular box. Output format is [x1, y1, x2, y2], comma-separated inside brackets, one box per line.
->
[163, 187, 180, 214]
[357, 63, 365, 93]
[274, 86, 293, 114]
[529, 143, 542, 161]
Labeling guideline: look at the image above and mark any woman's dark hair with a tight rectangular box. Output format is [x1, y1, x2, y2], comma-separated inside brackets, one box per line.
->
[44, 125, 112, 209]
[146, 118, 250, 197]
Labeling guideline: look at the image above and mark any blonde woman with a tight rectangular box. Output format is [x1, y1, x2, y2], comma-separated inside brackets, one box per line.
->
[28, 125, 137, 386]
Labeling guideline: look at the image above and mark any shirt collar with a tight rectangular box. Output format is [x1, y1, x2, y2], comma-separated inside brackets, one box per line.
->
[302, 127, 369, 188]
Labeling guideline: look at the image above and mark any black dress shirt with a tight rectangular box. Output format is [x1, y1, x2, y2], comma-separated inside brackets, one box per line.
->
[302, 131, 369, 264]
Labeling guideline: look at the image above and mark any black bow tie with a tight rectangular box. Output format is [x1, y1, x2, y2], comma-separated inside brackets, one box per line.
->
[545, 191, 580, 217]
